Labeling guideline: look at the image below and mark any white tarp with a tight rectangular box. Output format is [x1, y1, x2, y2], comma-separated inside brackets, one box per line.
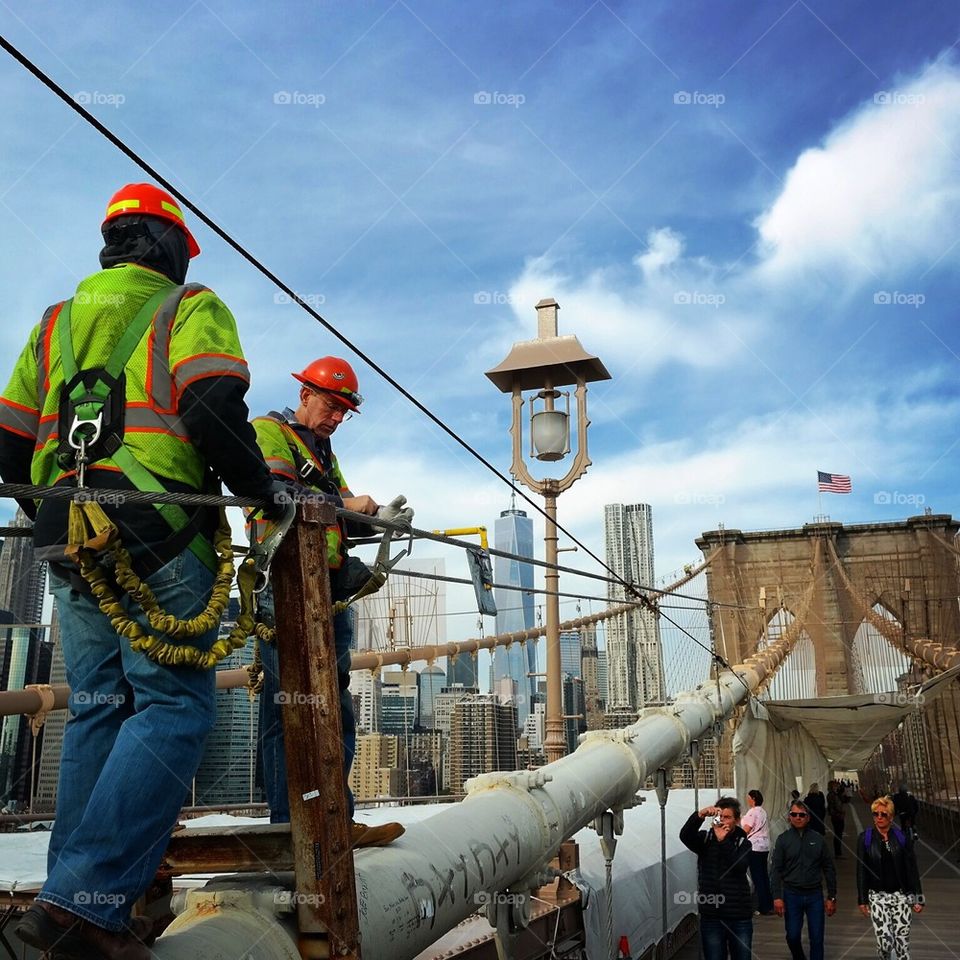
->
[734, 665, 960, 836]
[733, 700, 830, 840]
[759, 663, 960, 769]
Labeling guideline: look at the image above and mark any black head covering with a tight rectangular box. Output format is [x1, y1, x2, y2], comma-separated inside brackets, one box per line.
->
[99, 215, 190, 284]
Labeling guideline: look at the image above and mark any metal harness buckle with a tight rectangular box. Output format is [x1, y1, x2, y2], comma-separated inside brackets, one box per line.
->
[250, 498, 297, 594]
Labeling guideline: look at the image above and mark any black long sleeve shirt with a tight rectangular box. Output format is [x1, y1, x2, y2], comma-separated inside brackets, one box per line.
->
[770, 826, 837, 899]
[679, 811, 753, 919]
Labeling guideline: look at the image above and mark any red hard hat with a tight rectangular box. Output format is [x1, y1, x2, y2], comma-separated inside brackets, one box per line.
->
[293, 356, 363, 411]
[103, 183, 201, 258]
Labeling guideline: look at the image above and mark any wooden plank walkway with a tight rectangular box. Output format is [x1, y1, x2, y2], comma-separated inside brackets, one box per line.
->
[672, 801, 959, 959]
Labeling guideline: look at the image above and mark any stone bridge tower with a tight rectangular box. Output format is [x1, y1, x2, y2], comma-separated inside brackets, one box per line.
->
[695, 514, 960, 697]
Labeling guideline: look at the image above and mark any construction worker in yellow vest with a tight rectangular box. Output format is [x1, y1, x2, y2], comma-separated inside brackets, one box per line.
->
[252, 356, 412, 846]
[0, 183, 283, 960]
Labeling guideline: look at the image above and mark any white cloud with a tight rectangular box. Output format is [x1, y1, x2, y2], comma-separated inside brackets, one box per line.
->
[634, 227, 684, 280]
[506, 245, 753, 374]
[754, 60, 960, 282]
[503, 59, 960, 380]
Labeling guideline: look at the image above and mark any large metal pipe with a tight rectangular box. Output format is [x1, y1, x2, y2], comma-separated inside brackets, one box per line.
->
[146, 634, 791, 959]
[347, 642, 789, 959]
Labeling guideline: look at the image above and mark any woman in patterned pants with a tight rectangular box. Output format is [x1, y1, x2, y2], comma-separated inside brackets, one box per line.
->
[856, 796, 924, 959]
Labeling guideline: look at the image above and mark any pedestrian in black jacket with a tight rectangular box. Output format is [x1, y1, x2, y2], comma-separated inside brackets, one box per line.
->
[679, 797, 753, 960]
[857, 795, 923, 960]
[804, 783, 827, 835]
[770, 800, 837, 960]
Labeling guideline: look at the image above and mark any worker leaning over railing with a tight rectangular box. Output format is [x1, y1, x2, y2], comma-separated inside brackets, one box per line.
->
[251, 355, 412, 847]
[0, 182, 285, 960]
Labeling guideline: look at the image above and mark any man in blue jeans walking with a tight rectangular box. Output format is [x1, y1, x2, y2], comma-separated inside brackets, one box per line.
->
[770, 800, 838, 960]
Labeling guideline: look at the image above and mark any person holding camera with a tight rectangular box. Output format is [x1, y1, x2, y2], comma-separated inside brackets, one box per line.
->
[679, 798, 753, 960]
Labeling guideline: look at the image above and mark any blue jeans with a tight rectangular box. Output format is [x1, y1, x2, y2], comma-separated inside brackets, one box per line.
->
[749, 849, 774, 913]
[783, 888, 825, 960]
[700, 916, 752, 960]
[258, 586, 355, 822]
[42, 551, 217, 931]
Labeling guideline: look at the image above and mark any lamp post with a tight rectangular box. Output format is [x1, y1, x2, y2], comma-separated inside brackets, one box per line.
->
[486, 298, 610, 763]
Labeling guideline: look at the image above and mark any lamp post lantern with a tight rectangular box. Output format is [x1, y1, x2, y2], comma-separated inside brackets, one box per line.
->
[485, 298, 610, 762]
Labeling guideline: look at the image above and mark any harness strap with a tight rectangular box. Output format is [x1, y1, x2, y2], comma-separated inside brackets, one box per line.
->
[57, 285, 216, 571]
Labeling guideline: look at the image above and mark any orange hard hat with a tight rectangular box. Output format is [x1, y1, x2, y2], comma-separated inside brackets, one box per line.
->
[293, 356, 362, 411]
[103, 183, 200, 258]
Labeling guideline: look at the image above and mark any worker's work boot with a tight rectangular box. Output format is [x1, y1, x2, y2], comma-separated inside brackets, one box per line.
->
[16, 902, 151, 960]
[350, 820, 405, 847]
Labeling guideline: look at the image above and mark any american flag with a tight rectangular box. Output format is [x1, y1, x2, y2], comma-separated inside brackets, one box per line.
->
[818, 471, 852, 494]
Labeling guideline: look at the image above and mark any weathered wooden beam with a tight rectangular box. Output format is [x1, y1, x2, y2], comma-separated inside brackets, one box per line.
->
[271, 501, 360, 960]
[159, 825, 294, 876]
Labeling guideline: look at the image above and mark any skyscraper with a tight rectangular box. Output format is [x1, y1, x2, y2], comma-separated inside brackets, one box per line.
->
[0, 508, 49, 809]
[194, 615, 261, 806]
[34, 610, 65, 812]
[380, 670, 419, 735]
[559, 629, 582, 678]
[580, 624, 603, 728]
[604, 503, 665, 710]
[418, 665, 446, 729]
[448, 695, 518, 793]
[445, 653, 477, 688]
[492, 508, 536, 728]
[350, 669, 381, 735]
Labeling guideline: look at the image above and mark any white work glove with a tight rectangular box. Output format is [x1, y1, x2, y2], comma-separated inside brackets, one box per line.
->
[376, 494, 414, 530]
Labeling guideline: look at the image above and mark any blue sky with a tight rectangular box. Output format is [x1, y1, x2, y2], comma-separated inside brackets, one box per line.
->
[0, 1, 958, 643]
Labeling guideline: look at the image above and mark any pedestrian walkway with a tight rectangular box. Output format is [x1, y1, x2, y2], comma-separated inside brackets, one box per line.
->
[672, 800, 958, 958]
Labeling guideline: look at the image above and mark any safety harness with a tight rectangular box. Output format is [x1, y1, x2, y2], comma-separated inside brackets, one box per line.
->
[57, 286, 279, 669]
[57, 286, 216, 571]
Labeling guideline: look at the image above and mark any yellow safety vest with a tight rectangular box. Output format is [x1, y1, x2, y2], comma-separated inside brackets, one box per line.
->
[252, 414, 348, 568]
[0, 263, 250, 491]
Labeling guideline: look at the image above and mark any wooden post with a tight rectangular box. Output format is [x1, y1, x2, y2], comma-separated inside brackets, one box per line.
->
[271, 501, 360, 959]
